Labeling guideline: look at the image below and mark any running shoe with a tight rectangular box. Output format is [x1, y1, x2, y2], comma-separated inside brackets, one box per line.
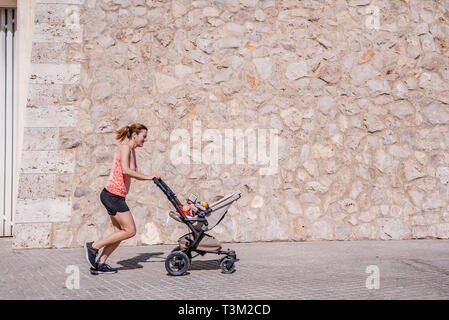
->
[84, 241, 99, 268]
[90, 263, 118, 275]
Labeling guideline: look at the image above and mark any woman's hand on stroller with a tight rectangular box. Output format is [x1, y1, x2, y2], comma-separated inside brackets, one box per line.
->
[149, 173, 161, 180]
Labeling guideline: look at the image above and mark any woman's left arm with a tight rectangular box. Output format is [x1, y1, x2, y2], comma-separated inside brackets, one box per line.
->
[133, 149, 137, 170]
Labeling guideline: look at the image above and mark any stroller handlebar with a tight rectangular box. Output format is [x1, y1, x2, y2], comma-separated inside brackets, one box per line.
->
[152, 177, 180, 206]
[152, 177, 169, 193]
[152, 177, 211, 226]
[152, 177, 160, 183]
[152, 177, 206, 233]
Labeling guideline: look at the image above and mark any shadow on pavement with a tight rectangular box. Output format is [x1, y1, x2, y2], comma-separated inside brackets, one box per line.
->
[116, 252, 165, 270]
[189, 258, 240, 271]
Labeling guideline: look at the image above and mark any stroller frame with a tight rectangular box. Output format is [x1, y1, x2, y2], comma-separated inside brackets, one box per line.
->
[153, 178, 237, 275]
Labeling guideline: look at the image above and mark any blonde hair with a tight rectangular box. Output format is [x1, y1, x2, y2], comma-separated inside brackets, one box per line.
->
[114, 123, 148, 142]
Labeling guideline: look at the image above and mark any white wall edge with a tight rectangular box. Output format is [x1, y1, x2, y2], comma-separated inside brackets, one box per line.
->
[14, 0, 36, 232]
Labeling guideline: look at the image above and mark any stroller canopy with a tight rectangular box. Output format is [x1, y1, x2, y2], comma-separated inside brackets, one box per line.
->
[204, 191, 241, 231]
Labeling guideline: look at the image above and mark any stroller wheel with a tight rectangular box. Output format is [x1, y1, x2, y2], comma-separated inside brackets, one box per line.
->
[165, 251, 190, 276]
[171, 246, 192, 261]
[220, 257, 235, 274]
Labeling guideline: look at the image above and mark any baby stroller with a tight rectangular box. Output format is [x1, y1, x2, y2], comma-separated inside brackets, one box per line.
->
[152, 178, 241, 276]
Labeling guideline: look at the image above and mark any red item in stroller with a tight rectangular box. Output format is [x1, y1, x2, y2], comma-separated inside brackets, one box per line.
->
[152, 178, 241, 276]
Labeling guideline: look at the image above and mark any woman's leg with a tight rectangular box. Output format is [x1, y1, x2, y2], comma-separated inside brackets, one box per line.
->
[92, 210, 136, 250]
[96, 216, 123, 264]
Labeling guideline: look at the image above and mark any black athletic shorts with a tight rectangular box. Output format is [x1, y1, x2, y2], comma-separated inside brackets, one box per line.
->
[100, 188, 129, 216]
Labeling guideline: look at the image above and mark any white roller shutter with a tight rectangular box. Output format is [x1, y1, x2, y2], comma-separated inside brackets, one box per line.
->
[1, 7, 16, 237]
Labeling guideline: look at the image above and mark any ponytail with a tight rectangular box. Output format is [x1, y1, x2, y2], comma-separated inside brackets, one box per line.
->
[114, 123, 148, 142]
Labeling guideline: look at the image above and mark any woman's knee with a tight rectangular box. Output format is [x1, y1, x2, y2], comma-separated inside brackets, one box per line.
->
[125, 227, 136, 238]
[114, 211, 136, 238]
[121, 225, 136, 238]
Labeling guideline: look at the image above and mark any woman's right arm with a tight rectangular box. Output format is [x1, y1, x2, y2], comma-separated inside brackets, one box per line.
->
[119, 145, 157, 181]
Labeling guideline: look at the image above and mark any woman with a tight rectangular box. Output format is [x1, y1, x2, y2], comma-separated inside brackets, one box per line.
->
[84, 123, 160, 274]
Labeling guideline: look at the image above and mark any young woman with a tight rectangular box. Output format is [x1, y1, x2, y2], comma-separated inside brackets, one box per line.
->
[84, 123, 160, 274]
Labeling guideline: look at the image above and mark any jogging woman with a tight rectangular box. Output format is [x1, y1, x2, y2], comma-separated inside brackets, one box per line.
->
[84, 123, 160, 274]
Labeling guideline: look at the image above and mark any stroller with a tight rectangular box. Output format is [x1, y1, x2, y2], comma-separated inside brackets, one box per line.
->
[152, 178, 241, 276]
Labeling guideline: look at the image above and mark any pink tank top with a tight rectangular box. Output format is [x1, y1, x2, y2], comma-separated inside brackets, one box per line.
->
[105, 148, 136, 197]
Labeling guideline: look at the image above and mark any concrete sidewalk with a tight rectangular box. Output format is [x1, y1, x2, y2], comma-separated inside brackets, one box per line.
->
[1, 238, 449, 300]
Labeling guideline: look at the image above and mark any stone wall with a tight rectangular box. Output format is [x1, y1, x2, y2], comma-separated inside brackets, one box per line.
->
[13, 0, 449, 248]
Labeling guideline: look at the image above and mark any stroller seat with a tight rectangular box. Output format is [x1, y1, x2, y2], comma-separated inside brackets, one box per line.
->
[169, 191, 241, 232]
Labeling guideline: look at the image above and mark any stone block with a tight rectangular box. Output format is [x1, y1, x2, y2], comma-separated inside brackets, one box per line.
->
[32, 23, 82, 43]
[350, 63, 380, 85]
[140, 222, 164, 245]
[253, 57, 273, 80]
[59, 127, 82, 149]
[27, 84, 64, 107]
[354, 223, 376, 239]
[31, 42, 67, 64]
[412, 226, 428, 239]
[75, 224, 100, 246]
[217, 37, 242, 49]
[285, 61, 309, 80]
[309, 217, 334, 240]
[154, 72, 182, 94]
[20, 150, 76, 174]
[389, 100, 414, 119]
[12, 223, 52, 249]
[22, 128, 59, 151]
[18, 174, 56, 199]
[403, 159, 426, 182]
[334, 223, 352, 240]
[378, 219, 411, 240]
[25, 105, 77, 127]
[428, 223, 449, 239]
[56, 173, 75, 197]
[421, 103, 449, 125]
[51, 222, 74, 248]
[30, 64, 81, 85]
[366, 80, 391, 97]
[436, 167, 449, 185]
[35, 3, 81, 26]
[422, 191, 446, 211]
[15, 198, 72, 223]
